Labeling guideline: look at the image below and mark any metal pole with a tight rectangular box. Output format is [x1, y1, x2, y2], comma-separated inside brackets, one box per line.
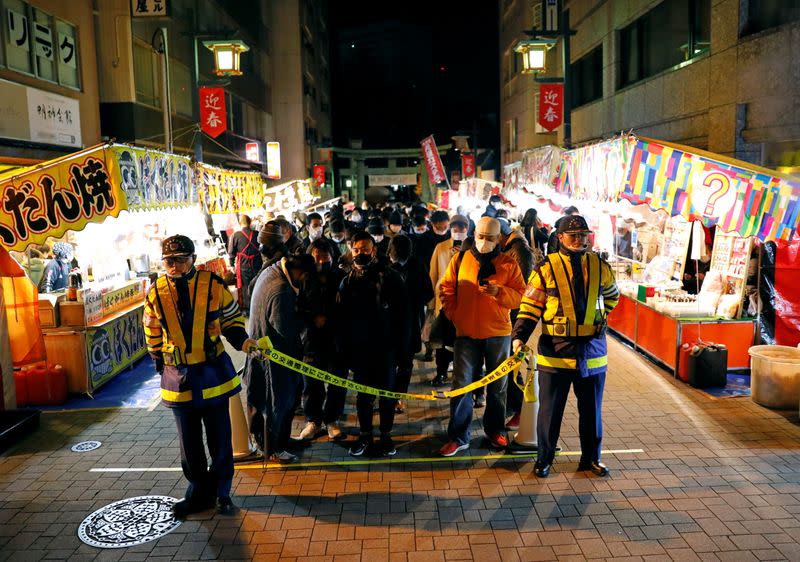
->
[158, 28, 173, 153]
[561, 8, 572, 148]
[192, 36, 203, 162]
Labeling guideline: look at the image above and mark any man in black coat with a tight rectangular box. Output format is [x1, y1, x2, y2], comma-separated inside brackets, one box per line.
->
[336, 231, 410, 457]
[413, 210, 451, 273]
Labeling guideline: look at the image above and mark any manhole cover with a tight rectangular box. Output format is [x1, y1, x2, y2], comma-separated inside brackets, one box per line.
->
[78, 495, 181, 548]
[71, 441, 102, 452]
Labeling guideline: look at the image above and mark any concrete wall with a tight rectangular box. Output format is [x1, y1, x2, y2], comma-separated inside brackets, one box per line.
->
[501, 0, 800, 165]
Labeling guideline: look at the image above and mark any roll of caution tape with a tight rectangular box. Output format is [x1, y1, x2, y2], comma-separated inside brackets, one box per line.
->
[256, 336, 531, 401]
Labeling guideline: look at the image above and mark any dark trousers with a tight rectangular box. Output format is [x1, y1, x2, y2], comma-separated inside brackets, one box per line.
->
[537, 370, 605, 465]
[435, 347, 453, 379]
[303, 354, 347, 425]
[266, 363, 303, 454]
[395, 350, 414, 394]
[352, 353, 395, 435]
[172, 400, 233, 499]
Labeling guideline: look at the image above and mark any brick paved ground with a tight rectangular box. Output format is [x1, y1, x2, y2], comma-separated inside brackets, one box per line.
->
[3, 336, 800, 561]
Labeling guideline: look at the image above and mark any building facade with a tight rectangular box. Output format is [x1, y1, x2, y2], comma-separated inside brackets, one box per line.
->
[500, 0, 800, 171]
[0, 0, 100, 164]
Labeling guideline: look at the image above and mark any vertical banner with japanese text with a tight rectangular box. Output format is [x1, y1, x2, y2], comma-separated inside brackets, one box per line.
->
[462, 153, 476, 178]
[538, 84, 563, 132]
[420, 135, 446, 185]
[0, 145, 128, 252]
[313, 164, 326, 187]
[199, 86, 227, 138]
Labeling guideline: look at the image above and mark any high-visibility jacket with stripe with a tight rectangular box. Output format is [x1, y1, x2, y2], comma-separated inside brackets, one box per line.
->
[512, 251, 619, 377]
[143, 269, 249, 407]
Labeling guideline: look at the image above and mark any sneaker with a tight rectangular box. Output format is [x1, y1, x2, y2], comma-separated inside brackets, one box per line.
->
[505, 413, 521, 430]
[216, 496, 236, 515]
[429, 374, 448, 387]
[298, 422, 318, 440]
[487, 433, 508, 449]
[269, 450, 297, 464]
[439, 441, 469, 457]
[326, 422, 343, 440]
[379, 434, 397, 456]
[349, 436, 372, 457]
[474, 394, 486, 408]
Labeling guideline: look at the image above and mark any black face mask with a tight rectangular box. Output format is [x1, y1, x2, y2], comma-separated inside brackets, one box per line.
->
[353, 254, 373, 268]
[316, 262, 332, 273]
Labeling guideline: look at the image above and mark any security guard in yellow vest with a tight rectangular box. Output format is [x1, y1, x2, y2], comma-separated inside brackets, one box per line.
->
[143, 235, 258, 518]
[511, 215, 619, 478]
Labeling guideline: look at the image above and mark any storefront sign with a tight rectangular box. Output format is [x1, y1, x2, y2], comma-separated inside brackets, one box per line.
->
[0, 146, 127, 253]
[503, 161, 522, 192]
[263, 180, 316, 215]
[623, 138, 800, 241]
[368, 174, 417, 187]
[245, 142, 260, 162]
[197, 162, 264, 214]
[266, 141, 281, 179]
[199, 87, 226, 138]
[556, 137, 635, 201]
[313, 164, 326, 187]
[520, 145, 563, 192]
[0, 79, 81, 148]
[538, 84, 563, 132]
[131, 0, 168, 17]
[462, 153, 476, 178]
[112, 145, 194, 210]
[420, 135, 446, 184]
[86, 307, 146, 389]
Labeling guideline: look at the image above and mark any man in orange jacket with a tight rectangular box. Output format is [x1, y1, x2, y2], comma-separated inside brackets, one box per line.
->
[438, 217, 526, 456]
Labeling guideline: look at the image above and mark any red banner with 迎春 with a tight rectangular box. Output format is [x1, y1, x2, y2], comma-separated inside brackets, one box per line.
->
[199, 87, 227, 138]
[538, 84, 563, 132]
[420, 135, 446, 185]
[462, 153, 476, 178]
[313, 164, 326, 187]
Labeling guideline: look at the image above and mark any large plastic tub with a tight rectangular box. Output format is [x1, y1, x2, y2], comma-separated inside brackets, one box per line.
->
[748, 345, 800, 409]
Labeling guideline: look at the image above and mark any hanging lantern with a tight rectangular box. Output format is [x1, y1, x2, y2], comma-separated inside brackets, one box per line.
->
[513, 39, 556, 74]
[203, 39, 250, 77]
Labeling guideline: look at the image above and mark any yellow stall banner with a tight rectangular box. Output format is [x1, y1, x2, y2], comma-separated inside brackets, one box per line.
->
[0, 144, 127, 253]
[197, 162, 265, 214]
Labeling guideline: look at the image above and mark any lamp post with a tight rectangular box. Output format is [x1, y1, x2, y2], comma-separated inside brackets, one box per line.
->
[514, 7, 576, 148]
[191, 36, 248, 163]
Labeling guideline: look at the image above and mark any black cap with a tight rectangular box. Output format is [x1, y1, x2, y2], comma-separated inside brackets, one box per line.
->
[389, 210, 403, 225]
[557, 215, 591, 234]
[161, 235, 194, 257]
[431, 210, 449, 223]
[367, 218, 385, 235]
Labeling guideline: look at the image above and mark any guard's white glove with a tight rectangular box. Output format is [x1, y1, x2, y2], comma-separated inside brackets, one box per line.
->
[512, 339, 524, 354]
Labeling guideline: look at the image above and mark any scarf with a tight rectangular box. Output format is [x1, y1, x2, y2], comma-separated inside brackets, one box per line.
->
[469, 243, 501, 283]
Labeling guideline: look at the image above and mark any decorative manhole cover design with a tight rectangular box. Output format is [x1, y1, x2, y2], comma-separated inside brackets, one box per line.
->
[71, 441, 102, 452]
[78, 495, 181, 548]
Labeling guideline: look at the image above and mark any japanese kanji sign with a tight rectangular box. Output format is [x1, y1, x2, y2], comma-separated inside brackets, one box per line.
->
[313, 164, 326, 187]
[245, 142, 260, 162]
[0, 146, 128, 252]
[197, 163, 264, 214]
[420, 135, 446, 185]
[462, 153, 476, 178]
[266, 141, 281, 179]
[131, 0, 168, 17]
[111, 145, 194, 210]
[199, 86, 226, 138]
[538, 84, 563, 132]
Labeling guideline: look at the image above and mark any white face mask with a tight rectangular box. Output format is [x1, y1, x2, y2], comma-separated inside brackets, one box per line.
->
[332, 234, 345, 243]
[372, 234, 384, 244]
[389, 224, 402, 233]
[475, 239, 496, 254]
[351, 212, 362, 223]
[414, 227, 427, 234]
[308, 226, 323, 240]
[451, 231, 467, 242]
[433, 227, 449, 236]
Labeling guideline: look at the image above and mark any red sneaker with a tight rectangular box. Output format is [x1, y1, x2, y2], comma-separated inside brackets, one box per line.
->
[487, 434, 508, 449]
[439, 441, 469, 457]
[505, 413, 521, 430]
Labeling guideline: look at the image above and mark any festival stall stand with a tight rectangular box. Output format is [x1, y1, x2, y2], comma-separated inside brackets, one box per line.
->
[500, 136, 800, 378]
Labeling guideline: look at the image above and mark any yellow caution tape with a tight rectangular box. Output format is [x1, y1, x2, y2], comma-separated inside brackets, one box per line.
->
[256, 336, 531, 401]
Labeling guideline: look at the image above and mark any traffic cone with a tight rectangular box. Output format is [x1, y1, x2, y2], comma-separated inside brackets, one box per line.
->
[508, 358, 539, 454]
[230, 394, 256, 461]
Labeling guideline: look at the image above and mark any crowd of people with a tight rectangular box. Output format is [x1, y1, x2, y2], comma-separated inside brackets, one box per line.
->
[144, 195, 619, 518]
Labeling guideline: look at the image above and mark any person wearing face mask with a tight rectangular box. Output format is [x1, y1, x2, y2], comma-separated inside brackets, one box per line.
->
[227, 215, 262, 315]
[328, 219, 348, 259]
[511, 215, 619, 478]
[244, 253, 316, 465]
[347, 209, 365, 231]
[297, 239, 347, 441]
[427, 215, 470, 386]
[143, 235, 259, 518]
[336, 231, 410, 457]
[438, 217, 526, 457]
[547, 206, 580, 255]
[483, 195, 503, 218]
[275, 218, 304, 255]
[367, 218, 390, 258]
[38, 241, 74, 293]
[388, 234, 434, 413]
[387, 210, 405, 238]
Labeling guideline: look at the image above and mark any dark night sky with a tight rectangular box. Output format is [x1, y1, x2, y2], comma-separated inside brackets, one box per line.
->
[329, 1, 499, 154]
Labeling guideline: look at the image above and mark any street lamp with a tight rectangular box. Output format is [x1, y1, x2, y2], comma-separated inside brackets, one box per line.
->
[513, 39, 556, 74]
[202, 39, 249, 77]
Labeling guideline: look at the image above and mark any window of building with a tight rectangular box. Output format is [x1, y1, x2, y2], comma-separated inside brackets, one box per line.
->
[570, 44, 603, 108]
[619, 0, 710, 89]
[132, 39, 160, 108]
[742, 0, 800, 35]
[55, 19, 79, 89]
[31, 7, 55, 82]
[4, 0, 31, 74]
[505, 118, 517, 152]
[531, 0, 542, 29]
[169, 59, 192, 117]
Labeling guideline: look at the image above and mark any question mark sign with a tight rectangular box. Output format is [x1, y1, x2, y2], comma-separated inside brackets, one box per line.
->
[703, 172, 731, 216]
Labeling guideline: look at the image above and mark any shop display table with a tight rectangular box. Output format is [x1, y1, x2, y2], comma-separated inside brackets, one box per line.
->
[608, 294, 755, 378]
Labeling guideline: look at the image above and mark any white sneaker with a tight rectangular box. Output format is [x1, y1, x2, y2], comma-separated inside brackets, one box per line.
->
[269, 450, 297, 464]
[298, 422, 318, 440]
[326, 422, 343, 440]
